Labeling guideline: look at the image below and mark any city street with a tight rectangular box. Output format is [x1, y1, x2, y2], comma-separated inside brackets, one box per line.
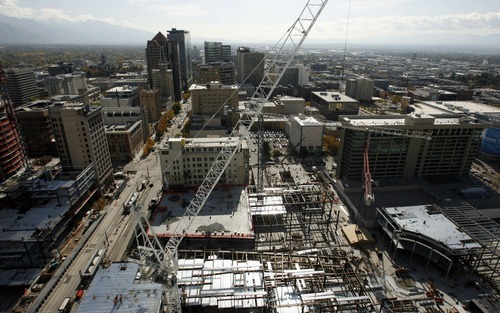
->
[34, 123, 174, 312]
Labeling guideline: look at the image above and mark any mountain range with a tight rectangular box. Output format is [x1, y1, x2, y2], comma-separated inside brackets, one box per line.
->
[1, 13, 499, 54]
[0, 14, 154, 45]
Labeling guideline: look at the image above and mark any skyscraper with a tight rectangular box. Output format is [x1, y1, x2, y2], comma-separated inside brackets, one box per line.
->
[204, 42, 231, 63]
[145, 32, 182, 101]
[167, 28, 193, 91]
[204, 41, 222, 63]
[237, 47, 265, 86]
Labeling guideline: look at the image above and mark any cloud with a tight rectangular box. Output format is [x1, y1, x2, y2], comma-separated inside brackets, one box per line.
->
[0, 0, 94, 22]
[0, 0, 35, 18]
[147, 3, 209, 18]
[313, 11, 500, 40]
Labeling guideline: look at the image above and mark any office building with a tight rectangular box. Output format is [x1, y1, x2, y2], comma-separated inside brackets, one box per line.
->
[152, 62, 175, 100]
[45, 71, 88, 97]
[103, 106, 149, 143]
[100, 85, 139, 108]
[49, 102, 113, 193]
[345, 77, 373, 101]
[287, 115, 323, 155]
[6, 69, 38, 107]
[336, 113, 489, 182]
[189, 82, 239, 126]
[16, 101, 57, 157]
[197, 62, 236, 85]
[204, 41, 231, 63]
[159, 136, 249, 188]
[310, 91, 359, 121]
[145, 32, 182, 101]
[139, 88, 162, 122]
[105, 121, 143, 164]
[236, 47, 265, 86]
[167, 28, 193, 91]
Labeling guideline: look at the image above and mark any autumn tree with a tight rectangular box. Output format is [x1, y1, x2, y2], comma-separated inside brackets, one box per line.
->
[323, 134, 340, 156]
[142, 137, 155, 157]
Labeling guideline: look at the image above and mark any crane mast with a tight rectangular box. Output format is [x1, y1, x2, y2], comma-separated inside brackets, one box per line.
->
[134, 1, 329, 312]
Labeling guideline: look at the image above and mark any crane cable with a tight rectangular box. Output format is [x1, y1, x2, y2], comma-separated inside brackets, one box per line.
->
[341, 0, 352, 83]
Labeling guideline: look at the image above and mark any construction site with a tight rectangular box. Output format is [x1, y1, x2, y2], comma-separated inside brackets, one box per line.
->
[132, 145, 497, 313]
[127, 1, 499, 311]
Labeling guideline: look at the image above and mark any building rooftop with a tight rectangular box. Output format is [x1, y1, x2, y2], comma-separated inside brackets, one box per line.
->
[76, 263, 163, 313]
[189, 82, 238, 91]
[291, 115, 322, 127]
[161, 137, 248, 150]
[0, 180, 73, 242]
[311, 91, 358, 103]
[418, 100, 500, 115]
[341, 113, 488, 127]
[104, 121, 141, 133]
[105, 85, 138, 93]
[382, 205, 482, 251]
[149, 186, 253, 239]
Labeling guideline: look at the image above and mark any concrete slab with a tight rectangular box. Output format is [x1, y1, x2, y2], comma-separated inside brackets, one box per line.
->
[149, 186, 254, 239]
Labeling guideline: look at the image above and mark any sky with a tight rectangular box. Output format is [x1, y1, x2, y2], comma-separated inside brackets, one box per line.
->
[1, 0, 499, 46]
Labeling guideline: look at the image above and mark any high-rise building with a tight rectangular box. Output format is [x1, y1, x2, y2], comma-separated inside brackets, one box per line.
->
[159, 137, 249, 188]
[16, 101, 57, 157]
[6, 69, 38, 107]
[236, 47, 265, 86]
[197, 63, 236, 85]
[139, 88, 162, 122]
[49, 102, 113, 193]
[336, 114, 489, 181]
[204, 42, 231, 63]
[152, 62, 175, 100]
[204, 41, 222, 63]
[145, 32, 182, 101]
[345, 77, 373, 101]
[189, 82, 239, 126]
[221, 45, 231, 62]
[167, 28, 193, 91]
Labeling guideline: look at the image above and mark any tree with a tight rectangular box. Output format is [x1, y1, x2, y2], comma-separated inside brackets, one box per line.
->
[172, 102, 182, 115]
[323, 135, 340, 156]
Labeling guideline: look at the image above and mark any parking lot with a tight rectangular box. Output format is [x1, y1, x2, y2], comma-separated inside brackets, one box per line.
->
[247, 131, 291, 165]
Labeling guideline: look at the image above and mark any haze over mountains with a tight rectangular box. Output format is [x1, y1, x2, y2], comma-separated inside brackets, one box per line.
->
[0, 14, 154, 45]
[1, 13, 499, 53]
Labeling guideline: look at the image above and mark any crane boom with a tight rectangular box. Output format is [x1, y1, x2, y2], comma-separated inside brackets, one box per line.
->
[165, 0, 329, 255]
[133, 2, 330, 312]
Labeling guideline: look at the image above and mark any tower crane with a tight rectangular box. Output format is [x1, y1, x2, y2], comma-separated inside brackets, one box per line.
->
[339, 123, 431, 227]
[133, 1, 329, 312]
